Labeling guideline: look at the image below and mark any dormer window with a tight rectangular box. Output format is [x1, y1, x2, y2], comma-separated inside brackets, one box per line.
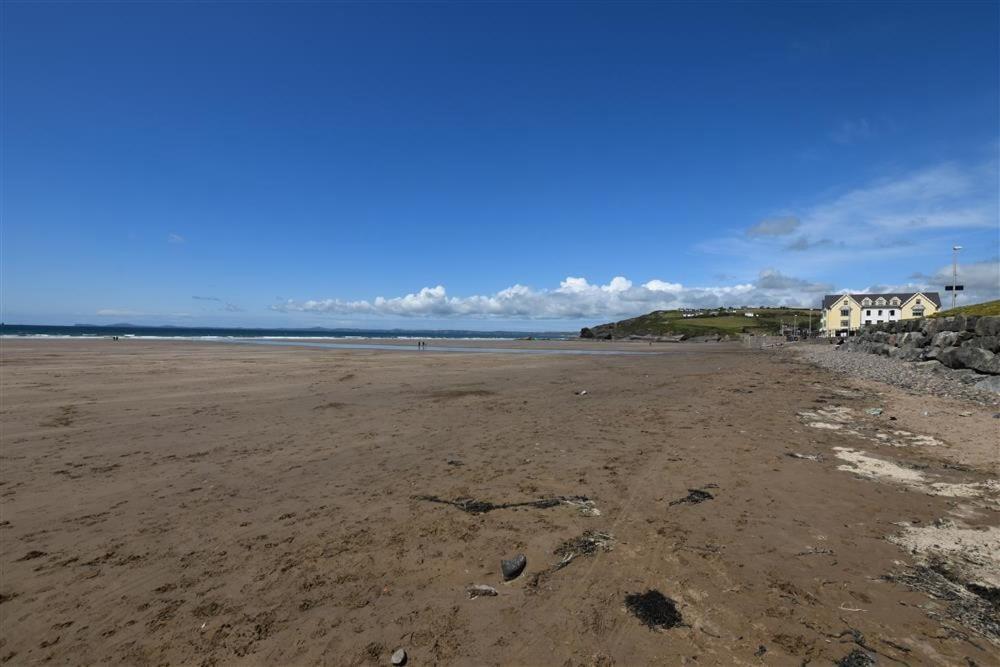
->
[875, 297, 886, 306]
[890, 297, 901, 306]
[861, 297, 872, 306]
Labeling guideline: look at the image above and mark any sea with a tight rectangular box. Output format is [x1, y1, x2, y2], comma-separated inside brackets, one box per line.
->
[0, 324, 573, 341]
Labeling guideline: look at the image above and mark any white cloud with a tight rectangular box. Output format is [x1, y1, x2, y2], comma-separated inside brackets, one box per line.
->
[700, 160, 998, 272]
[746, 216, 800, 237]
[270, 271, 833, 321]
[168, 233, 185, 244]
[909, 260, 1000, 307]
[797, 163, 995, 236]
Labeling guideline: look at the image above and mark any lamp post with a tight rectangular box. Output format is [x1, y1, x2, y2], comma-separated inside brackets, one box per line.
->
[951, 245, 963, 310]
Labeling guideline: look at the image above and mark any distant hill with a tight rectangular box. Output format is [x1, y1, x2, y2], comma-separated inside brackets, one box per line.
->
[930, 299, 1000, 318]
[581, 307, 820, 339]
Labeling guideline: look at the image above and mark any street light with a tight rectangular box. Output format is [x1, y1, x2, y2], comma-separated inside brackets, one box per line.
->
[951, 245, 963, 309]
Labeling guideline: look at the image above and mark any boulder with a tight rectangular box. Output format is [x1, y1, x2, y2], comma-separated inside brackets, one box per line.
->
[937, 346, 998, 374]
[891, 347, 924, 362]
[899, 331, 927, 347]
[580, 327, 595, 339]
[964, 335, 1000, 353]
[931, 331, 961, 348]
[975, 317, 1000, 337]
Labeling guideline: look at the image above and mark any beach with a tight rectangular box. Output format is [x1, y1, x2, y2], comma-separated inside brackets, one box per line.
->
[1, 339, 997, 665]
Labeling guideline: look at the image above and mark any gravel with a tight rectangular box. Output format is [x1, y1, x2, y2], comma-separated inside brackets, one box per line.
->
[788, 345, 1000, 406]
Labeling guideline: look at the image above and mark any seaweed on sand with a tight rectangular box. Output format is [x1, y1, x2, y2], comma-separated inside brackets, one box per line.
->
[669, 489, 714, 506]
[624, 590, 684, 630]
[528, 531, 615, 590]
[414, 494, 591, 515]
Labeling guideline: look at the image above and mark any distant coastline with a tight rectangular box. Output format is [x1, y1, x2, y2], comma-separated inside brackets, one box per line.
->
[0, 323, 574, 341]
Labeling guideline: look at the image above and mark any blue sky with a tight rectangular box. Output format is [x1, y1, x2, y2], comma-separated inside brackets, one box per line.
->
[3, 1, 998, 329]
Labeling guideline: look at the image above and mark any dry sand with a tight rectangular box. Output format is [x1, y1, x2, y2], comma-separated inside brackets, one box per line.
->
[1, 339, 998, 665]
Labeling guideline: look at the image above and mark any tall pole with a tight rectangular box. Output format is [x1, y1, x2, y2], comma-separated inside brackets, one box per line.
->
[952, 245, 962, 310]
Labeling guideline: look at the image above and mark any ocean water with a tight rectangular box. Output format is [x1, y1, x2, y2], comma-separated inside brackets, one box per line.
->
[0, 324, 573, 341]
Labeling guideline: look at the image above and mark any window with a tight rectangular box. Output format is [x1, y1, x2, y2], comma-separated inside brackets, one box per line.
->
[916, 298, 921, 305]
[890, 297, 901, 306]
[889, 310, 895, 316]
[878, 309, 883, 316]
[866, 309, 871, 315]
[913, 307, 924, 316]
[865, 320, 872, 324]
[840, 308, 850, 317]
[861, 297, 872, 306]
[875, 297, 886, 306]
[841, 319, 850, 327]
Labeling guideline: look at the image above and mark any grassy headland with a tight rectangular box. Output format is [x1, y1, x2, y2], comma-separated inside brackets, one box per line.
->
[582, 307, 820, 339]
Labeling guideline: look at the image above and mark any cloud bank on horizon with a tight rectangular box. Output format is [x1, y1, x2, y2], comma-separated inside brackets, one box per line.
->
[270, 259, 999, 321]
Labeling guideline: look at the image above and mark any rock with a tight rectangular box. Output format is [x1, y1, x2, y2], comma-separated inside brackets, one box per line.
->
[501, 554, 527, 580]
[575, 390, 588, 396]
[579, 327, 595, 339]
[466, 584, 498, 598]
[939, 315, 967, 333]
[900, 331, 927, 347]
[893, 346, 924, 362]
[931, 331, 960, 348]
[975, 317, 1000, 337]
[965, 335, 1000, 353]
[975, 375, 1000, 394]
[390, 648, 407, 665]
[938, 346, 997, 374]
[866, 408, 883, 416]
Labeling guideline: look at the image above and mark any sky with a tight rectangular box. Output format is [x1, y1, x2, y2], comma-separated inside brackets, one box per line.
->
[3, 1, 998, 330]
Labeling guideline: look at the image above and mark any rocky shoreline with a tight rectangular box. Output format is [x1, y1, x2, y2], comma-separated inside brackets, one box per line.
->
[790, 344, 1000, 406]
[840, 315, 999, 377]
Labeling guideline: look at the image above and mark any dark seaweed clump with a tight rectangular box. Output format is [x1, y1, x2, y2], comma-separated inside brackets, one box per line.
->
[624, 590, 683, 629]
[669, 489, 713, 506]
[836, 649, 876, 667]
[414, 495, 588, 515]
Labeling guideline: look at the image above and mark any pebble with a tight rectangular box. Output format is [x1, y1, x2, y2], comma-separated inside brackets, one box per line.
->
[467, 584, 499, 598]
[501, 553, 527, 580]
[391, 648, 407, 665]
[791, 347, 999, 406]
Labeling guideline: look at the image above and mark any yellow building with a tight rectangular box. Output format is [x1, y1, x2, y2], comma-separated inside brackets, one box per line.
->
[820, 292, 941, 336]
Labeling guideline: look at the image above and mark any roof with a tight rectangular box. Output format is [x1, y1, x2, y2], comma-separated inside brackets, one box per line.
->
[821, 292, 942, 310]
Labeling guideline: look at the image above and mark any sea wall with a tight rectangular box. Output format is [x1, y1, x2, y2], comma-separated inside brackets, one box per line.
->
[841, 315, 1000, 376]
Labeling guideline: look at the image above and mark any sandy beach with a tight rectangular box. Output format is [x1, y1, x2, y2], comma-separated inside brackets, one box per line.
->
[1, 339, 997, 665]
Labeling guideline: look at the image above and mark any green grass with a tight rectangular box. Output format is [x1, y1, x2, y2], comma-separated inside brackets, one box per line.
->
[586, 307, 821, 337]
[930, 299, 1000, 318]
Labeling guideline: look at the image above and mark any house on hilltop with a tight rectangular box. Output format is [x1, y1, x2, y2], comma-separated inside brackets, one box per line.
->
[820, 292, 941, 337]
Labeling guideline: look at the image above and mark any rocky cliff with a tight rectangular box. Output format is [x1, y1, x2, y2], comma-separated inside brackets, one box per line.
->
[841, 315, 1000, 376]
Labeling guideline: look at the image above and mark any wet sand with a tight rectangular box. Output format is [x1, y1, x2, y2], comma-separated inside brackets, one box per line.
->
[1, 339, 997, 665]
